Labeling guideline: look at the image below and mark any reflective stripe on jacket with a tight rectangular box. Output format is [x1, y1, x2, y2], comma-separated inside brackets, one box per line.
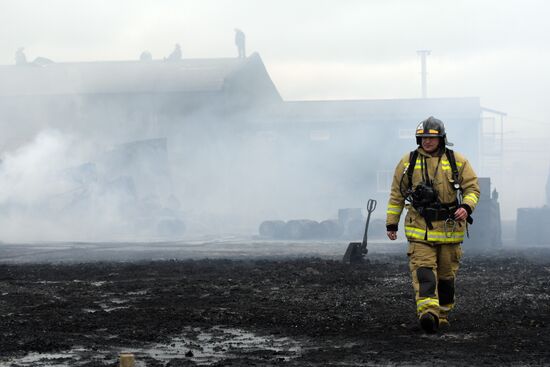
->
[386, 148, 480, 244]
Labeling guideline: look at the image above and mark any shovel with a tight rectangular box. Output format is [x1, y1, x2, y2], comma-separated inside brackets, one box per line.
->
[343, 199, 377, 264]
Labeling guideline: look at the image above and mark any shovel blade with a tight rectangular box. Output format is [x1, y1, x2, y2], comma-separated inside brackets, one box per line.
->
[343, 242, 365, 264]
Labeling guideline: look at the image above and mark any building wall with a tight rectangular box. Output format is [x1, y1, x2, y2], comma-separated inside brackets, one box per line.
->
[247, 105, 483, 223]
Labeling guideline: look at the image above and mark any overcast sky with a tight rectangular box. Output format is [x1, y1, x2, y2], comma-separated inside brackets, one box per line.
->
[1, 0, 549, 131]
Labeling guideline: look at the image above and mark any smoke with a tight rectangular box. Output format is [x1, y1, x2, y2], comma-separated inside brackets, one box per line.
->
[0, 130, 85, 241]
[0, 94, 496, 243]
[0, 130, 76, 203]
[165, 112, 365, 237]
[0, 119, 362, 242]
[0, 130, 182, 242]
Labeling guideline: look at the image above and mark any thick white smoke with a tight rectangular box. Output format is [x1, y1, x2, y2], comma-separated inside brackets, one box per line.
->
[0, 130, 184, 242]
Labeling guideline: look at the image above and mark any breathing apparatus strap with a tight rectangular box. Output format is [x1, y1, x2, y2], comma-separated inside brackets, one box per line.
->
[445, 148, 460, 187]
[444, 148, 466, 208]
[406, 150, 419, 191]
[445, 148, 473, 232]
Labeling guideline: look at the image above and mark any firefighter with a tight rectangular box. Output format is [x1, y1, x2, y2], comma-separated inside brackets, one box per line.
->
[386, 116, 480, 333]
[234, 29, 246, 58]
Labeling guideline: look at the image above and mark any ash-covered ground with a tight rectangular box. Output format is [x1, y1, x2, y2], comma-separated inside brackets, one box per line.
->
[0, 240, 549, 366]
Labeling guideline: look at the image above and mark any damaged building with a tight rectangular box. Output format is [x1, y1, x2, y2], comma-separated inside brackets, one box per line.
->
[0, 53, 503, 241]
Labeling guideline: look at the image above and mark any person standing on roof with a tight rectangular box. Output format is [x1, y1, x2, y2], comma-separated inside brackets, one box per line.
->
[15, 47, 27, 65]
[167, 44, 182, 61]
[386, 116, 480, 333]
[234, 29, 246, 58]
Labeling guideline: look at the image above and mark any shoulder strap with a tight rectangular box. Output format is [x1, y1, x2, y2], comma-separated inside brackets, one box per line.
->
[445, 148, 460, 189]
[406, 150, 418, 190]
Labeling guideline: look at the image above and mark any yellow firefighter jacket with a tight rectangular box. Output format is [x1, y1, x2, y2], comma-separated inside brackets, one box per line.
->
[386, 147, 480, 244]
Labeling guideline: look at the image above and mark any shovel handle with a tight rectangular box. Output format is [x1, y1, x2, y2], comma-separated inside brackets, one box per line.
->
[366, 199, 377, 213]
[361, 199, 377, 253]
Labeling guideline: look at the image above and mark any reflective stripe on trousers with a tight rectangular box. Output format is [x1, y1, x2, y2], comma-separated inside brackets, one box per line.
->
[417, 297, 440, 315]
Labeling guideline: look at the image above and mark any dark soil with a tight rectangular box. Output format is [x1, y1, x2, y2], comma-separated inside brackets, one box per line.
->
[0, 248, 549, 366]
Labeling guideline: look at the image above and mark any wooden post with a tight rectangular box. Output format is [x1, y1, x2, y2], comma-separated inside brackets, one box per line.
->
[119, 353, 135, 367]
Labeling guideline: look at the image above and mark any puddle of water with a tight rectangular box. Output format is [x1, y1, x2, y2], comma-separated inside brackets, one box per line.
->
[99, 304, 130, 312]
[0, 350, 100, 367]
[427, 332, 483, 340]
[95, 298, 130, 312]
[127, 290, 148, 295]
[144, 326, 303, 364]
[0, 326, 304, 366]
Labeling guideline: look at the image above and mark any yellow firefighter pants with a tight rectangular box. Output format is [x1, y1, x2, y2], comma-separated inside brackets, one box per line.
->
[407, 241, 463, 320]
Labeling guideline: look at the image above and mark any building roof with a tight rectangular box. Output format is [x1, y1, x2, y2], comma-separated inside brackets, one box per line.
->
[276, 97, 483, 123]
[0, 52, 281, 100]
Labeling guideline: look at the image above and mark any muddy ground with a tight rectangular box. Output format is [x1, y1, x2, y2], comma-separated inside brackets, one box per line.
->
[0, 244, 549, 366]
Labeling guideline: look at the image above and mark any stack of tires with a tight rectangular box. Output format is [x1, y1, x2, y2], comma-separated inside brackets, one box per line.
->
[258, 207, 388, 240]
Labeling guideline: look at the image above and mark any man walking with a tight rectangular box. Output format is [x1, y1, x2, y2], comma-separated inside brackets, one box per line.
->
[234, 29, 246, 58]
[386, 116, 480, 333]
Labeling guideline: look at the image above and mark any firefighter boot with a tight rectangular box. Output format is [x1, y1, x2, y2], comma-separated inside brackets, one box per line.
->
[438, 317, 450, 330]
[437, 277, 456, 332]
[419, 312, 439, 333]
[438, 305, 452, 331]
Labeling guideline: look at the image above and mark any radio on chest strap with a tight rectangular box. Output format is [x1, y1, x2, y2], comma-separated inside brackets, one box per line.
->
[406, 149, 460, 192]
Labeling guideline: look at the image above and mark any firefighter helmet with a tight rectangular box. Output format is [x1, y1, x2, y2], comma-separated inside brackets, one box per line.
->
[415, 116, 453, 146]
